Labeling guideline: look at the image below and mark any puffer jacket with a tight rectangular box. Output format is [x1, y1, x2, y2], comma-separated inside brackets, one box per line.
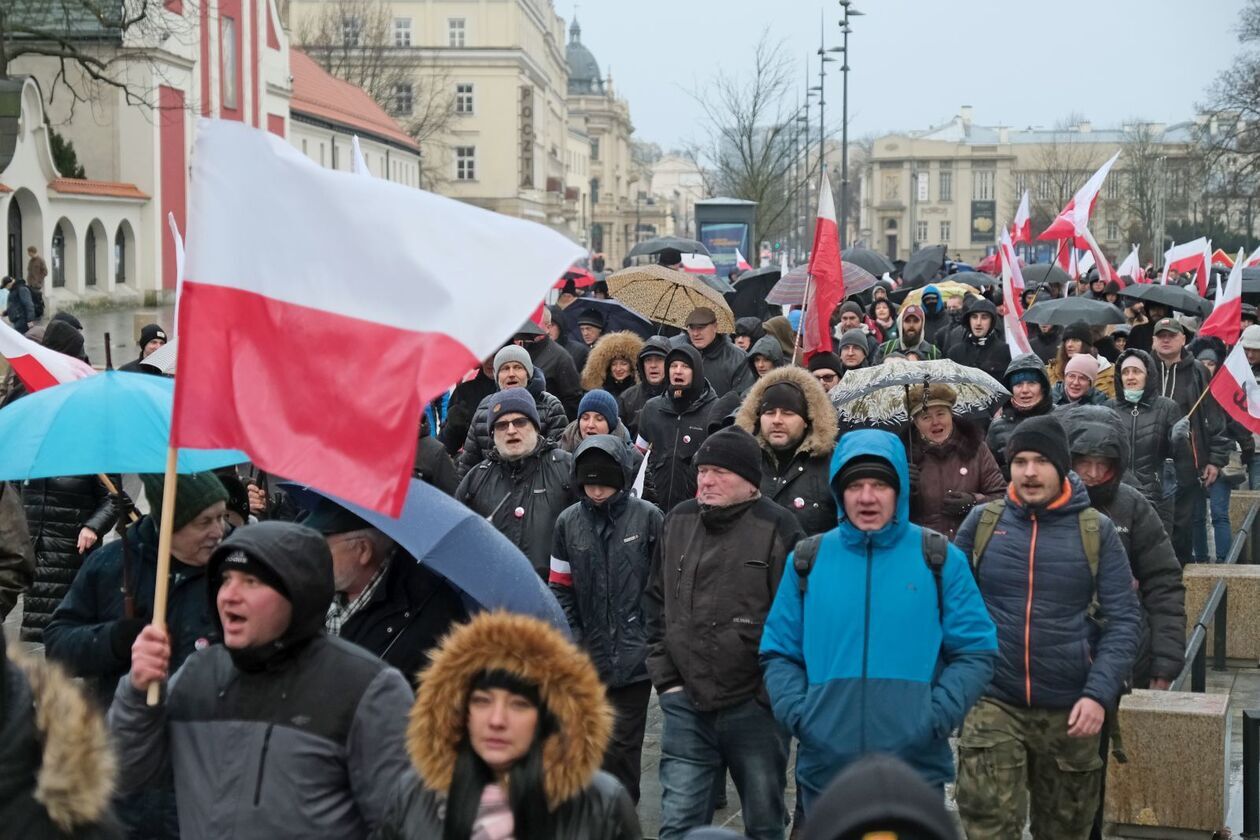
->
[1106, 348, 1183, 508]
[946, 299, 1011, 382]
[747, 333, 786, 375]
[669, 333, 755, 396]
[19, 475, 117, 642]
[1048, 352, 1117, 400]
[909, 420, 1006, 540]
[954, 475, 1142, 709]
[549, 436, 663, 688]
[986, 353, 1054, 477]
[0, 482, 34, 621]
[1059, 404, 1185, 685]
[636, 344, 719, 512]
[759, 430, 997, 806]
[455, 367, 568, 478]
[455, 438, 574, 575]
[734, 366, 838, 536]
[581, 331, 643, 401]
[617, 336, 670, 437]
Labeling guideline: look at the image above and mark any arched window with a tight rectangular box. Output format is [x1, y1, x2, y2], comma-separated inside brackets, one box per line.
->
[114, 226, 126, 284]
[52, 222, 66, 287]
[85, 225, 97, 286]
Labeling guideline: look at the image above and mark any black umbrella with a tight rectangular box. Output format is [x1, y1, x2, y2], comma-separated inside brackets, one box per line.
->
[1022, 298, 1125, 327]
[842, 247, 895, 277]
[627, 236, 710, 259]
[1118, 283, 1211, 317]
[1242, 267, 1260, 295]
[725, 266, 782, 321]
[564, 298, 655, 339]
[901, 245, 948, 287]
[948, 270, 999, 289]
[1021, 264, 1073, 288]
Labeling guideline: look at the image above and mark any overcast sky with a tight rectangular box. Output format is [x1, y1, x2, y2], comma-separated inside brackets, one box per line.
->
[572, 0, 1245, 151]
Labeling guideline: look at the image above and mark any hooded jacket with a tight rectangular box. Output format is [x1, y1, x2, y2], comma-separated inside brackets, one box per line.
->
[746, 333, 786, 376]
[875, 305, 941, 362]
[1060, 405, 1186, 685]
[373, 612, 639, 840]
[670, 332, 756, 396]
[455, 437, 574, 576]
[1028, 324, 1061, 364]
[909, 419, 1006, 540]
[636, 344, 719, 512]
[1106, 348, 1183, 508]
[759, 430, 997, 805]
[108, 522, 415, 840]
[917, 284, 952, 346]
[526, 336, 584, 418]
[617, 336, 670, 437]
[581, 331, 644, 400]
[734, 366, 838, 536]
[1154, 348, 1231, 479]
[954, 474, 1142, 709]
[456, 367, 568, 478]
[4, 277, 34, 333]
[735, 316, 765, 345]
[986, 353, 1054, 477]
[549, 436, 664, 689]
[946, 299, 1011, 382]
[763, 316, 798, 360]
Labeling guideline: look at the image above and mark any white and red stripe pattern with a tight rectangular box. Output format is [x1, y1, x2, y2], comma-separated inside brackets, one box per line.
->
[1117, 245, 1143, 284]
[1038, 152, 1120, 248]
[1161, 237, 1210, 293]
[1012, 190, 1031, 244]
[0, 321, 95, 391]
[680, 253, 717, 275]
[802, 170, 844, 358]
[171, 120, 583, 515]
[1212, 343, 1260, 435]
[1200, 249, 1244, 345]
[548, 555, 573, 587]
[999, 229, 1034, 357]
[1246, 245, 1260, 268]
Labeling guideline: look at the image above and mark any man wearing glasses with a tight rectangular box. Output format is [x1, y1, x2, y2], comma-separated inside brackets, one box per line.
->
[455, 387, 575, 578]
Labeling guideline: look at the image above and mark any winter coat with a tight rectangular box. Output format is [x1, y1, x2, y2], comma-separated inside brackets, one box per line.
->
[0, 482, 34, 621]
[1048, 353, 1117, 400]
[618, 335, 670, 437]
[43, 516, 219, 710]
[954, 475, 1142, 709]
[1050, 381, 1110, 406]
[108, 523, 415, 840]
[337, 548, 469, 690]
[549, 436, 663, 688]
[986, 353, 1054, 477]
[746, 333, 787, 376]
[1028, 325, 1061, 364]
[455, 439, 574, 575]
[645, 495, 805, 711]
[527, 337, 584, 419]
[4, 279, 34, 333]
[734, 366, 838, 536]
[671, 333, 756, 396]
[557, 418, 644, 478]
[1156, 349, 1232, 479]
[455, 367, 568, 478]
[412, 434, 457, 495]
[1106, 348, 1183, 508]
[581, 331, 643, 402]
[759, 430, 997, 804]
[373, 612, 640, 840]
[946, 300, 1011, 382]
[441, 368, 496, 457]
[636, 345, 719, 512]
[735, 316, 765, 345]
[0, 644, 122, 840]
[19, 475, 118, 642]
[909, 420, 1006, 540]
[763, 316, 798, 360]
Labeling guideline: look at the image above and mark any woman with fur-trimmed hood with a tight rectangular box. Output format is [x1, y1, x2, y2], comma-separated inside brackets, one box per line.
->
[373, 611, 640, 840]
[734, 366, 839, 535]
[581, 331, 643, 401]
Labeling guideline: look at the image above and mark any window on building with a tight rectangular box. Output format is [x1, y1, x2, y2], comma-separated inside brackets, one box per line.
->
[220, 16, 238, 109]
[332, 142, 339, 169]
[114, 227, 126, 284]
[85, 226, 98, 286]
[939, 170, 952, 201]
[590, 177, 600, 204]
[455, 83, 474, 114]
[1036, 172, 1053, 201]
[972, 169, 995, 201]
[301, 138, 307, 155]
[1014, 171, 1028, 195]
[319, 143, 325, 166]
[394, 83, 413, 116]
[393, 17, 411, 47]
[917, 171, 929, 202]
[1105, 171, 1120, 200]
[448, 18, 466, 47]
[341, 15, 362, 46]
[52, 223, 65, 288]
[590, 138, 600, 161]
[455, 146, 476, 180]
[1106, 219, 1120, 241]
[916, 220, 928, 245]
[940, 221, 951, 243]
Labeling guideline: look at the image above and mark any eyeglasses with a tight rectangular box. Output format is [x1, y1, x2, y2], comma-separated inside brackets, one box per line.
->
[815, 372, 839, 385]
[493, 417, 532, 433]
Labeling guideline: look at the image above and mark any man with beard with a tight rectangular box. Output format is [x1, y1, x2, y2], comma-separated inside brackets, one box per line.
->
[875, 304, 941, 362]
[637, 345, 718, 512]
[986, 354, 1054, 478]
[619, 337, 670, 437]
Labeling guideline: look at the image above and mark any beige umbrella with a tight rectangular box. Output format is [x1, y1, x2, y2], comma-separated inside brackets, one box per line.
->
[606, 264, 736, 332]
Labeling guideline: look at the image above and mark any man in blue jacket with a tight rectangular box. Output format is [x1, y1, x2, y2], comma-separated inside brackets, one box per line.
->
[759, 428, 998, 817]
[953, 414, 1140, 840]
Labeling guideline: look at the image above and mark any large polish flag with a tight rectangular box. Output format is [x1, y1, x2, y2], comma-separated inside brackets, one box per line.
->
[802, 170, 844, 358]
[1038, 151, 1120, 247]
[1212, 343, 1260, 435]
[0, 321, 96, 390]
[999, 229, 1034, 357]
[1011, 190, 1032, 244]
[1161, 237, 1211, 294]
[1200, 249, 1244, 345]
[171, 121, 583, 515]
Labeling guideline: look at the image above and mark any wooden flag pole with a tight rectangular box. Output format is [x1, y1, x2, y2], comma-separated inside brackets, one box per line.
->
[98, 473, 139, 524]
[146, 445, 180, 706]
[792, 272, 814, 367]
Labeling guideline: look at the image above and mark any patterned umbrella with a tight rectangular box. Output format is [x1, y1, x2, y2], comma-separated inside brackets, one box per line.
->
[607, 264, 736, 332]
[829, 358, 1009, 427]
[766, 261, 878, 306]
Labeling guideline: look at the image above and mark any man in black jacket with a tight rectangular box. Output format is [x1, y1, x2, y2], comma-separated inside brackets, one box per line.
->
[672, 307, 755, 397]
[515, 318, 582, 419]
[646, 427, 804, 840]
[637, 344, 718, 513]
[619, 336, 669, 437]
[947, 298, 1010, 382]
[303, 499, 467, 690]
[441, 358, 496, 458]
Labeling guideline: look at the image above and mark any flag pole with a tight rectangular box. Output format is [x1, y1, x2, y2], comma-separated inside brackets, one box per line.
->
[792, 272, 814, 366]
[146, 445, 180, 706]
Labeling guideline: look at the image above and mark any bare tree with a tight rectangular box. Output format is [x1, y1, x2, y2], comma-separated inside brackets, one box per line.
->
[1199, 0, 1260, 187]
[1020, 116, 1107, 236]
[1119, 121, 1166, 262]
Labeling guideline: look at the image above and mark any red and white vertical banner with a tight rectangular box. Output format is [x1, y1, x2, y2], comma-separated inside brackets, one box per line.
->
[1200, 249, 1244, 345]
[1212, 343, 1260, 435]
[1012, 190, 1031, 244]
[802, 170, 844, 359]
[999, 228, 1033, 357]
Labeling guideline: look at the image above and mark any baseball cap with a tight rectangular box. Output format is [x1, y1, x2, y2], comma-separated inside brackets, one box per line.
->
[1153, 317, 1183, 335]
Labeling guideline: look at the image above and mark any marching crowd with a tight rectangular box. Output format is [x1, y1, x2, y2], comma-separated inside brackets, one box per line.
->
[8, 257, 1258, 840]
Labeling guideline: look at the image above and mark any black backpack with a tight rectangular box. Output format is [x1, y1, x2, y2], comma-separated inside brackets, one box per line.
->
[793, 528, 950, 616]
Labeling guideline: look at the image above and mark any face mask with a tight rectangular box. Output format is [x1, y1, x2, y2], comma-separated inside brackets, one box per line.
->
[1124, 388, 1144, 403]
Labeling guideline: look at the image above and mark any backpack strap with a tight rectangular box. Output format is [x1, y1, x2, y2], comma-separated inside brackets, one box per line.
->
[793, 534, 825, 594]
[921, 528, 949, 618]
[1078, 507, 1103, 626]
[970, 499, 1007, 574]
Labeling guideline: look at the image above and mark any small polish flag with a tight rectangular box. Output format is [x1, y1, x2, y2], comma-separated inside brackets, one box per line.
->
[680, 253, 716, 275]
[1245, 245, 1260, 268]
[0, 321, 95, 391]
[630, 447, 650, 499]
[735, 249, 753, 272]
[1161, 237, 1211, 295]
[1200, 249, 1244, 345]
[803, 170, 844, 358]
[1212, 343, 1260, 435]
[1012, 191, 1032, 244]
[1116, 245, 1142, 284]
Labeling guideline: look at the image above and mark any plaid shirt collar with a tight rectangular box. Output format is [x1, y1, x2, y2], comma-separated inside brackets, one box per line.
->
[325, 554, 391, 636]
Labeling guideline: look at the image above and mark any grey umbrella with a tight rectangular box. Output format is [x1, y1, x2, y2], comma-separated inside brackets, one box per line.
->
[1022, 298, 1125, 326]
[842, 247, 895, 277]
[627, 236, 710, 259]
[1118, 283, 1211, 317]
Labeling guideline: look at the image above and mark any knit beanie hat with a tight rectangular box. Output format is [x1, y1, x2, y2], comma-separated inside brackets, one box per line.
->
[215, 548, 291, 600]
[839, 301, 864, 319]
[140, 471, 230, 532]
[1120, 355, 1146, 373]
[759, 382, 810, 418]
[574, 442, 624, 490]
[1063, 353, 1099, 384]
[1062, 321, 1094, 346]
[1242, 324, 1260, 351]
[488, 387, 540, 431]
[577, 389, 620, 429]
[139, 323, 168, 348]
[807, 352, 843, 374]
[837, 329, 869, 355]
[42, 319, 86, 361]
[694, 427, 763, 489]
[493, 345, 534, 379]
[1006, 414, 1071, 482]
[834, 455, 900, 495]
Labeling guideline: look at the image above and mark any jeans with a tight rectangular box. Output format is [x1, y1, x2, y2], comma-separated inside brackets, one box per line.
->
[1193, 478, 1233, 562]
[657, 692, 789, 840]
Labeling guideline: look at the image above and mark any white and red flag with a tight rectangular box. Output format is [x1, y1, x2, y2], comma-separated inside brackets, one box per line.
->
[1212, 342, 1260, 435]
[735, 249, 753, 272]
[1200, 249, 1244, 345]
[1038, 151, 1120, 248]
[802, 170, 844, 358]
[1160, 237, 1211, 295]
[1116, 245, 1143, 284]
[1245, 245, 1260, 268]
[171, 120, 582, 515]
[1012, 190, 1032, 244]
[999, 228, 1034, 357]
[0, 321, 95, 391]
[680, 253, 716, 275]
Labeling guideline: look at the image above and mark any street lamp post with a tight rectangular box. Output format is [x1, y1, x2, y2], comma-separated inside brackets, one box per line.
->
[838, 0, 863, 249]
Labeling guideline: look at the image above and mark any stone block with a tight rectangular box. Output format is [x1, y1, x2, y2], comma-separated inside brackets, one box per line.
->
[1105, 689, 1229, 834]
[1184, 563, 1260, 660]
[1229, 490, 1260, 540]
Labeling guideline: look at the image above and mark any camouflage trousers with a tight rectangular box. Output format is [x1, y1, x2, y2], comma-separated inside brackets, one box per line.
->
[956, 697, 1104, 840]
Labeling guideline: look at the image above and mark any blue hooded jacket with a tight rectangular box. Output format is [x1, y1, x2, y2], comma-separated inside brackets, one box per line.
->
[759, 429, 997, 811]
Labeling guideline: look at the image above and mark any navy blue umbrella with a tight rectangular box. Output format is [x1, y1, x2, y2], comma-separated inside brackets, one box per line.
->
[284, 478, 569, 635]
[566, 297, 655, 339]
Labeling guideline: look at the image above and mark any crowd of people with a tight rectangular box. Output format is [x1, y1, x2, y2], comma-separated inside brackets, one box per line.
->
[9, 254, 1257, 840]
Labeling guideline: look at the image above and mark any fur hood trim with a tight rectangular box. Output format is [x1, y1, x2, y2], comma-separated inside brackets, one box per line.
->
[9, 644, 116, 830]
[734, 365, 838, 458]
[408, 611, 612, 810]
[582, 331, 643, 391]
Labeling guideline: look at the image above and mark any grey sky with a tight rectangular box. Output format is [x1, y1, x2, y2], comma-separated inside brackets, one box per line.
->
[573, 0, 1244, 151]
